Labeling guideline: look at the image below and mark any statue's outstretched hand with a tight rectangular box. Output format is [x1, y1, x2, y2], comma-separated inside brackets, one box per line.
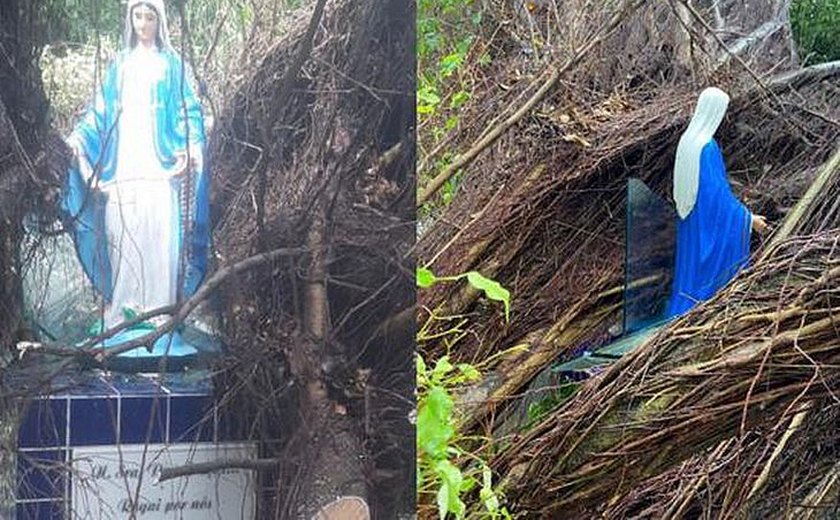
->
[751, 214, 769, 234]
[66, 137, 81, 164]
[171, 151, 201, 179]
[172, 154, 188, 178]
[67, 138, 97, 184]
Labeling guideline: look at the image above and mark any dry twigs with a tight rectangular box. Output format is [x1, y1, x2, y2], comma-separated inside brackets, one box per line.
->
[493, 231, 840, 516]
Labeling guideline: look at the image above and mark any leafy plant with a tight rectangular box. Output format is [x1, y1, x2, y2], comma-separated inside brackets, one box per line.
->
[417, 0, 489, 212]
[417, 267, 510, 321]
[38, 0, 122, 46]
[416, 267, 512, 519]
[790, 0, 840, 65]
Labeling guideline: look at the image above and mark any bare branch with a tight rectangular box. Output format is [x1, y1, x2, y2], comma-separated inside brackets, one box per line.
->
[676, 0, 778, 102]
[767, 59, 840, 91]
[157, 458, 279, 483]
[416, 0, 647, 207]
[712, 0, 725, 30]
[714, 6, 790, 70]
[23, 246, 308, 362]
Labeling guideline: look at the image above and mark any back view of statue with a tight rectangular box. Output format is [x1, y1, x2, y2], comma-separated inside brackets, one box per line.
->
[667, 87, 767, 318]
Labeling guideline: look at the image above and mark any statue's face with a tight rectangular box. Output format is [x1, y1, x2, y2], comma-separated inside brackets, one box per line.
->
[131, 4, 159, 47]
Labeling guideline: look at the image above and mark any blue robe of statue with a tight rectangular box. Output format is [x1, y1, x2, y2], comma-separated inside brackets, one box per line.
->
[62, 47, 210, 358]
[667, 140, 751, 318]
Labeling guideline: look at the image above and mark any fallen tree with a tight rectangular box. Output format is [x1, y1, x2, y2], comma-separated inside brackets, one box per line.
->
[424, 70, 840, 438]
[486, 104, 840, 517]
[417, 0, 840, 517]
[492, 227, 840, 516]
[417, 0, 840, 434]
[207, 0, 415, 515]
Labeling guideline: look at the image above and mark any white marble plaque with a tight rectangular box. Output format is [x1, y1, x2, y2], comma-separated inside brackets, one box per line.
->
[71, 443, 257, 519]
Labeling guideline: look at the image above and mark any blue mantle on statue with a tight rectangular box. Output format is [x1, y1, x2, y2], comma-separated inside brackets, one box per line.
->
[13, 370, 261, 519]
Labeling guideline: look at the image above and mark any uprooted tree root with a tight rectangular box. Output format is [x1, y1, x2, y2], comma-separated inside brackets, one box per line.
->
[441, 65, 840, 520]
[421, 70, 840, 365]
[419, 74, 840, 441]
[418, 0, 838, 360]
[493, 229, 840, 517]
[600, 401, 840, 519]
[208, 0, 414, 516]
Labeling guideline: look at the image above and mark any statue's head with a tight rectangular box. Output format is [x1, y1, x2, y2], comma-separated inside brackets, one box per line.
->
[125, 0, 171, 51]
[673, 87, 731, 219]
[689, 87, 730, 141]
[131, 3, 160, 47]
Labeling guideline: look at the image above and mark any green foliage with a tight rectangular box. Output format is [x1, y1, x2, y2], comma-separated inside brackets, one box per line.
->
[417, 267, 438, 288]
[416, 267, 511, 321]
[465, 272, 510, 321]
[440, 170, 462, 207]
[417, 351, 510, 519]
[416, 354, 477, 518]
[39, 0, 122, 46]
[417, 268, 512, 519]
[791, 0, 840, 65]
[417, 0, 489, 211]
[39, 0, 286, 131]
[37, 0, 256, 52]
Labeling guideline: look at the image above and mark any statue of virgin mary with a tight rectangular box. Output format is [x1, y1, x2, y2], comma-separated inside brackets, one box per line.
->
[62, 0, 210, 361]
[667, 87, 767, 318]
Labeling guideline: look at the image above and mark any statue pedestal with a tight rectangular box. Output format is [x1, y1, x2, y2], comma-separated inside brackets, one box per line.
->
[14, 371, 259, 519]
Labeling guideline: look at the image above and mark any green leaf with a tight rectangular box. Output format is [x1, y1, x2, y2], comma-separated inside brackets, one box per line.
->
[417, 104, 437, 115]
[461, 475, 478, 493]
[416, 353, 429, 387]
[480, 465, 501, 515]
[456, 363, 481, 382]
[482, 464, 493, 490]
[466, 271, 511, 321]
[417, 267, 437, 288]
[417, 386, 454, 459]
[417, 87, 441, 106]
[442, 180, 455, 197]
[456, 36, 474, 54]
[450, 90, 470, 109]
[417, 84, 441, 116]
[444, 115, 459, 131]
[239, 3, 254, 25]
[435, 460, 466, 519]
[439, 52, 463, 77]
[431, 355, 455, 383]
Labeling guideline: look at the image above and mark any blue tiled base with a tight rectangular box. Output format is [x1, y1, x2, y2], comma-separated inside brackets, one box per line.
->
[16, 500, 65, 520]
[18, 372, 216, 449]
[14, 371, 256, 519]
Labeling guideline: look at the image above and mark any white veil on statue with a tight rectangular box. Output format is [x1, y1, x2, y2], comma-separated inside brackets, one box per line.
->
[672, 87, 730, 219]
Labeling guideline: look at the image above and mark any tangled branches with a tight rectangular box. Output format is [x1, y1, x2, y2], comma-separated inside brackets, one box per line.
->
[494, 230, 840, 516]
